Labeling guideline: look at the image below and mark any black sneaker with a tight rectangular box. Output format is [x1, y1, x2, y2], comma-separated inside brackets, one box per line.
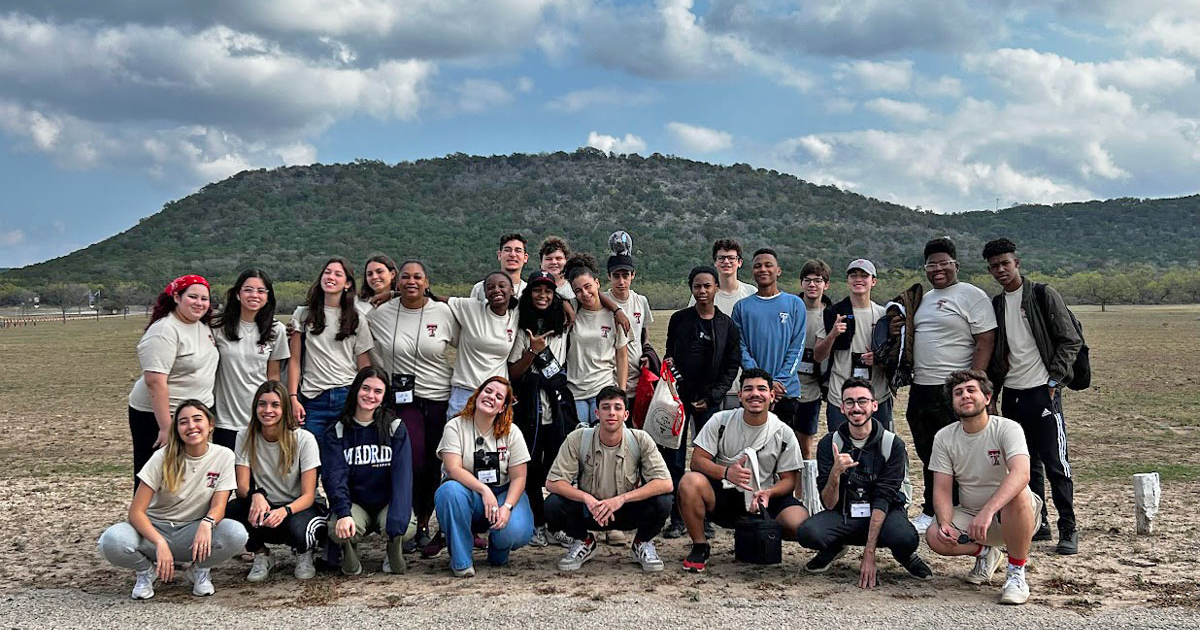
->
[683, 543, 711, 573]
[405, 527, 431, 554]
[902, 554, 934, 581]
[421, 531, 447, 559]
[1032, 522, 1052, 541]
[663, 521, 686, 540]
[1055, 530, 1079, 555]
[804, 547, 847, 574]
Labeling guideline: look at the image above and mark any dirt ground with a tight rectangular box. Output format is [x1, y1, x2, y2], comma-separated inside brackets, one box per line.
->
[0, 305, 1197, 615]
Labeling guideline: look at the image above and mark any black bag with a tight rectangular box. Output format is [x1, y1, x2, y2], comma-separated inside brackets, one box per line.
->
[1033, 284, 1091, 390]
[734, 510, 782, 565]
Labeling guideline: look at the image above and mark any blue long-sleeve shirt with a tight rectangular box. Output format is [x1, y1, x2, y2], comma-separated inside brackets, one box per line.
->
[731, 292, 807, 398]
[321, 416, 413, 538]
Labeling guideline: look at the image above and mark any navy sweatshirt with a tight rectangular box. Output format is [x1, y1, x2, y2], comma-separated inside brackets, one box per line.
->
[320, 416, 413, 538]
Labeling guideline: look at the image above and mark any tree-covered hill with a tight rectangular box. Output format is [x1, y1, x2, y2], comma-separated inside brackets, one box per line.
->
[4, 149, 1198, 289]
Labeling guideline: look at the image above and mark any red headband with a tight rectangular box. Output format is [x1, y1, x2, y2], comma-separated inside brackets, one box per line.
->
[164, 274, 209, 296]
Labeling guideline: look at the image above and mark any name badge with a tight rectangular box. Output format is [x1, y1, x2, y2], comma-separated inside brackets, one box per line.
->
[798, 348, 816, 375]
[474, 451, 500, 484]
[851, 352, 869, 380]
[392, 373, 415, 405]
[534, 347, 562, 379]
[850, 501, 871, 518]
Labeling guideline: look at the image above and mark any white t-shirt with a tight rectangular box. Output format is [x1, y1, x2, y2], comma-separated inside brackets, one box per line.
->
[447, 297, 519, 391]
[797, 305, 825, 403]
[929, 416, 1030, 514]
[137, 444, 237, 523]
[819, 302, 892, 405]
[1003, 289, 1051, 389]
[603, 290, 653, 395]
[354, 298, 374, 317]
[508, 328, 569, 424]
[693, 409, 803, 491]
[234, 428, 320, 505]
[566, 306, 630, 400]
[129, 314, 220, 413]
[366, 299, 458, 401]
[470, 279, 528, 302]
[292, 306, 375, 398]
[912, 283, 997, 386]
[438, 416, 531, 487]
[692, 280, 756, 395]
[212, 320, 290, 430]
[556, 283, 575, 301]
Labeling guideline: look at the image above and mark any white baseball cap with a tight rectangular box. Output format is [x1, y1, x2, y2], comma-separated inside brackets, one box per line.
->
[847, 259, 877, 276]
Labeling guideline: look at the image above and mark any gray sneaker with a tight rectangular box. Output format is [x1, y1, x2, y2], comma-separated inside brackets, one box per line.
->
[529, 525, 549, 548]
[293, 550, 316, 580]
[965, 545, 1004, 585]
[631, 540, 664, 572]
[131, 568, 156, 600]
[558, 535, 597, 572]
[546, 529, 576, 549]
[187, 565, 214, 597]
[246, 552, 273, 582]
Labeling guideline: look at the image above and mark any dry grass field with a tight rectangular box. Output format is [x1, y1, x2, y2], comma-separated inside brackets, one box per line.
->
[1, 304, 1197, 616]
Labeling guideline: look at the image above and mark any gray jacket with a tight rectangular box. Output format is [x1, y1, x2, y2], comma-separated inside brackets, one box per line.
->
[988, 277, 1083, 390]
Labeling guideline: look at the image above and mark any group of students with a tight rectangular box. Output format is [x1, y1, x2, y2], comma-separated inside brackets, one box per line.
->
[98, 232, 1081, 608]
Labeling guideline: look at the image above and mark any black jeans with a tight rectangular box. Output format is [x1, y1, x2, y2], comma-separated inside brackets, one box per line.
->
[1002, 385, 1076, 533]
[227, 497, 328, 552]
[129, 407, 160, 492]
[661, 404, 716, 525]
[905, 384, 959, 516]
[212, 427, 239, 452]
[544, 493, 673, 543]
[522, 419, 566, 527]
[794, 508, 919, 563]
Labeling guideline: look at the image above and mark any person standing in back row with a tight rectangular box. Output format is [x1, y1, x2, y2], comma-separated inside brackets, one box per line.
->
[906, 238, 996, 534]
[731, 248, 811, 458]
[689, 239, 757, 410]
[603, 247, 656, 408]
[471, 234, 529, 301]
[983, 238, 1081, 555]
[794, 260, 832, 451]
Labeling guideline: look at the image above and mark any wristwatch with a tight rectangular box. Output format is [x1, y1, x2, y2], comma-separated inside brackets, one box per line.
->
[283, 505, 294, 516]
[502, 503, 514, 511]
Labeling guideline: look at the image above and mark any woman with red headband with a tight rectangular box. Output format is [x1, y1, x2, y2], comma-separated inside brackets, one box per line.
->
[127, 275, 219, 488]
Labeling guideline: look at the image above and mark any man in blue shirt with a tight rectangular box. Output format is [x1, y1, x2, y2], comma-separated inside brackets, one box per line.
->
[731, 248, 812, 458]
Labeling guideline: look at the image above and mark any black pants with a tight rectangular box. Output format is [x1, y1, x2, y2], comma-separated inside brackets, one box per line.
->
[662, 405, 716, 524]
[227, 497, 328, 552]
[544, 493, 672, 542]
[212, 427, 239, 452]
[129, 407, 160, 491]
[905, 384, 959, 516]
[794, 508, 919, 563]
[521, 419, 565, 527]
[1002, 385, 1076, 533]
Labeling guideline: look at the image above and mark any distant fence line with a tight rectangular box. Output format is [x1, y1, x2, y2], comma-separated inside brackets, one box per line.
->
[0, 311, 141, 329]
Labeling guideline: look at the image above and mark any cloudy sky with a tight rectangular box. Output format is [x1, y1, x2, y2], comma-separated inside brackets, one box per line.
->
[2, 1, 1200, 267]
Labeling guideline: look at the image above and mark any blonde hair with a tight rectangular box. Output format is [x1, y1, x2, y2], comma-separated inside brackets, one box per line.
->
[244, 381, 298, 478]
[163, 400, 215, 494]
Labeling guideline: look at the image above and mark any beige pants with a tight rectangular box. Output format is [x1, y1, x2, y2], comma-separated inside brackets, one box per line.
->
[951, 489, 1043, 547]
[328, 503, 417, 544]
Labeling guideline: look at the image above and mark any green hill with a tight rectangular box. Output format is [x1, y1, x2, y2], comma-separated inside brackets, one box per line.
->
[4, 149, 1199, 289]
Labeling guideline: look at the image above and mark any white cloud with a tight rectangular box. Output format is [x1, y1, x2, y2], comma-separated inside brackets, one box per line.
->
[835, 60, 914, 92]
[585, 131, 647, 154]
[864, 98, 932, 123]
[1135, 13, 1200, 59]
[453, 79, 514, 114]
[547, 86, 660, 112]
[516, 76, 535, 93]
[0, 229, 25, 246]
[665, 122, 733, 153]
[776, 135, 833, 163]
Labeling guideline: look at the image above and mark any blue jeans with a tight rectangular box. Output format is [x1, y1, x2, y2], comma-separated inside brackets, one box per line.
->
[300, 386, 348, 451]
[827, 396, 894, 433]
[574, 397, 598, 427]
[434, 481, 534, 571]
[446, 386, 473, 420]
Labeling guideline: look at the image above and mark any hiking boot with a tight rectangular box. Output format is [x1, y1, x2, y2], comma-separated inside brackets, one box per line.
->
[530, 525, 549, 548]
[1056, 530, 1079, 555]
[293, 550, 316, 580]
[632, 540, 665, 572]
[186, 565, 214, 596]
[965, 545, 1004, 585]
[246, 552, 273, 582]
[910, 513, 934, 534]
[131, 568, 156, 600]
[421, 532, 447, 559]
[999, 567, 1030, 605]
[1032, 522, 1053, 541]
[558, 535, 597, 571]
[683, 542, 711, 573]
[804, 547, 847, 574]
[662, 521, 686, 540]
[902, 554, 934, 581]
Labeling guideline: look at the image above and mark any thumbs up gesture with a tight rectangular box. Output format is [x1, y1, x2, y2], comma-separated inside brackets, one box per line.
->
[726, 453, 754, 490]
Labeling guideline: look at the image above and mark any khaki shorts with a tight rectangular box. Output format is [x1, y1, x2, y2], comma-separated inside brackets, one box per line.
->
[951, 490, 1043, 547]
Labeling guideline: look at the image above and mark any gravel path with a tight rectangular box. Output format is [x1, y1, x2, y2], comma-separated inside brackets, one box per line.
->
[3, 588, 1197, 629]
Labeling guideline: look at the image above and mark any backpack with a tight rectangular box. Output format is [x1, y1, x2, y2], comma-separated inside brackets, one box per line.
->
[575, 427, 642, 487]
[831, 430, 913, 507]
[1032, 283, 1092, 391]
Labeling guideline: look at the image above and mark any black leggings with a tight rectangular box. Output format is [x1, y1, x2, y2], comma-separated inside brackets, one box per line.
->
[521, 419, 565, 527]
[227, 497, 328, 552]
[129, 407, 159, 492]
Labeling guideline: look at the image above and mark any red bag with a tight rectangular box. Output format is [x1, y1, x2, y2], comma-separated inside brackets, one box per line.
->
[631, 365, 658, 429]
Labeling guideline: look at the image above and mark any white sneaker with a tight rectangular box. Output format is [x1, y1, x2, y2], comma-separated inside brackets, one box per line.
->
[965, 545, 1005, 585]
[999, 567, 1030, 605]
[631, 540, 664, 572]
[453, 565, 476, 578]
[547, 529, 576, 549]
[187, 565, 215, 597]
[294, 550, 316, 580]
[557, 536, 597, 572]
[246, 552, 273, 582]
[529, 526, 549, 548]
[131, 568, 156, 600]
[910, 513, 935, 534]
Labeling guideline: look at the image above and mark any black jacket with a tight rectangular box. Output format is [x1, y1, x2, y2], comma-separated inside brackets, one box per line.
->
[988, 277, 1083, 390]
[663, 306, 741, 408]
[815, 421, 907, 514]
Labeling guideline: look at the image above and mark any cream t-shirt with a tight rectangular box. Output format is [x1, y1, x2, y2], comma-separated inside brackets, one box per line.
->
[438, 416, 531, 487]
[693, 409, 803, 490]
[138, 444, 237, 523]
[234, 428, 320, 505]
[212, 320, 290, 430]
[913, 282, 997, 386]
[129, 314, 220, 413]
[292, 306, 375, 398]
[546, 428, 669, 500]
[797, 305, 825, 403]
[929, 415, 1030, 514]
[366, 299, 458, 401]
[470, 279, 528, 302]
[447, 297, 519, 391]
[819, 302, 892, 405]
[603, 290, 653, 395]
[566, 306, 630, 400]
[1003, 289, 1051, 389]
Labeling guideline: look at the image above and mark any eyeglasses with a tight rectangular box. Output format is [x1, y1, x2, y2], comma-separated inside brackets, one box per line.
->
[715, 255, 741, 263]
[924, 260, 957, 271]
[501, 247, 526, 254]
[842, 398, 875, 408]
[240, 287, 269, 295]
[801, 277, 826, 285]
